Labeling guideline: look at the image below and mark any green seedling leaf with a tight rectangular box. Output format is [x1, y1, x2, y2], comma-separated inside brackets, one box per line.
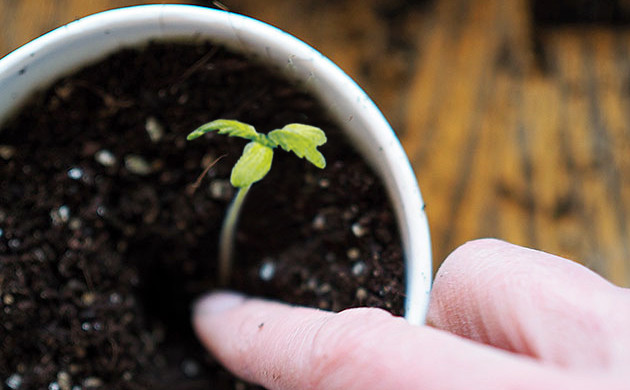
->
[187, 118, 327, 286]
[268, 123, 327, 168]
[187, 119, 260, 141]
[230, 141, 274, 188]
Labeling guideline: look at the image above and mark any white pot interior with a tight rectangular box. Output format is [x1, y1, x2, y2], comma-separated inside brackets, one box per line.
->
[0, 4, 432, 325]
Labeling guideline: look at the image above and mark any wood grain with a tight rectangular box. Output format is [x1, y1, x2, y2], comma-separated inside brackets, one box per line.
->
[2, 0, 630, 286]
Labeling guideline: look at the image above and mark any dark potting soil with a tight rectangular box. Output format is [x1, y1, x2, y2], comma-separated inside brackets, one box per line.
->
[0, 42, 404, 389]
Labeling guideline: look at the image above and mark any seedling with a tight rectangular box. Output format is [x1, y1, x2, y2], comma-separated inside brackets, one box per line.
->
[187, 119, 327, 285]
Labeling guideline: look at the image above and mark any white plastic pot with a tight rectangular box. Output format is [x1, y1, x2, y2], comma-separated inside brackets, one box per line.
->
[0, 5, 432, 325]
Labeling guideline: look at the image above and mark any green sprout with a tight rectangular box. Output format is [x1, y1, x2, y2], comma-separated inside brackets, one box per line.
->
[187, 119, 327, 285]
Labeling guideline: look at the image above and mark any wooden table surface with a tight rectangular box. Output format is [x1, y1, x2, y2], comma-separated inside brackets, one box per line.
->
[2, 0, 630, 287]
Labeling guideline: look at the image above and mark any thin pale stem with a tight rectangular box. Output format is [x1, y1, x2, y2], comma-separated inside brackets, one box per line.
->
[218, 185, 251, 286]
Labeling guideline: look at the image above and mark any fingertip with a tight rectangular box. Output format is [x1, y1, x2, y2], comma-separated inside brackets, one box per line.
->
[189, 289, 584, 390]
[192, 291, 248, 354]
[192, 290, 246, 318]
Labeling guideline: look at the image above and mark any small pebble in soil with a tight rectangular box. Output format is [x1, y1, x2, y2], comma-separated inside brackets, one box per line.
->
[311, 213, 326, 230]
[8, 238, 21, 250]
[83, 377, 103, 388]
[94, 149, 116, 167]
[259, 259, 276, 281]
[0, 228, 4, 237]
[181, 359, 200, 378]
[318, 283, 332, 294]
[145, 116, 164, 142]
[48, 381, 60, 390]
[81, 292, 96, 306]
[57, 371, 71, 390]
[33, 248, 47, 261]
[50, 205, 71, 225]
[3, 294, 15, 305]
[0, 145, 16, 160]
[351, 222, 367, 237]
[346, 247, 360, 260]
[68, 218, 82, 231]
[209, 179, 233, 201]
[124, 155, 153, 175]
[109, 292, 122, 305]
[5, 373, 22, 389]
[67, 167, 84, 180]
[356, 287, 369, 301]
[351, 261, 367, 276]
[318, 178, 330, 188]
[96, 205, 107, 217]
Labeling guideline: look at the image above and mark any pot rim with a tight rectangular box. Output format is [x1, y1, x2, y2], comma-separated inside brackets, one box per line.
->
[0, 4, 432, 325]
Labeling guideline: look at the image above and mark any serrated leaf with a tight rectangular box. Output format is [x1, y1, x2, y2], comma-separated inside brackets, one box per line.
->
[230, 142, 274, 188]
[187, 119, 260, 141]
[267, 124, 327, 168]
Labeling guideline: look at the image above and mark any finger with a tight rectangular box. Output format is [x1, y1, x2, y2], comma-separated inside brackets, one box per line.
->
[427, 238, 630, 372]
[192, 291, 615, 390]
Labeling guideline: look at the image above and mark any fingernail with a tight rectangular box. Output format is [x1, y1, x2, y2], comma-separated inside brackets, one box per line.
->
[193, 291, 246, 317]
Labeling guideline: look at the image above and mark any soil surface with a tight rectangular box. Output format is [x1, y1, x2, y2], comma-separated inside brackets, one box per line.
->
[0, 42, 404, 389]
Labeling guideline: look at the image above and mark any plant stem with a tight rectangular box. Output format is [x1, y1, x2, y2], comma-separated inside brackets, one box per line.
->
[218, 184, 250, 286]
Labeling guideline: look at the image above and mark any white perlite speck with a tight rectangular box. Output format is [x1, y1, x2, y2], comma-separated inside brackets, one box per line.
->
[57, 371, 71, 390]
[124, 155, 152, 175]
[5, 374, 22, 389]
[351, 261, 366, 276]
[209, 179, 233, 200]
[259, 260, 276, 281]
[0, 145, 16, 160]
[95, 150, 116, 167]
[67, 167, 83, 180]
[50, 205, 70, 225]
[312, 214, 326, 230]
[356, 288, 368, 301]
[83, 377, 103, 388]
[351, 222, 367, 237]
[145, 116, 164, 142]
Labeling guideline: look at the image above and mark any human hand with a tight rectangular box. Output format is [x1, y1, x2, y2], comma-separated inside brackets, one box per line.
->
[192, 239, 630, 389]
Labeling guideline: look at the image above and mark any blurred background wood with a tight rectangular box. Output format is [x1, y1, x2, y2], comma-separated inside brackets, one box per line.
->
[2, 0, 630, 287]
